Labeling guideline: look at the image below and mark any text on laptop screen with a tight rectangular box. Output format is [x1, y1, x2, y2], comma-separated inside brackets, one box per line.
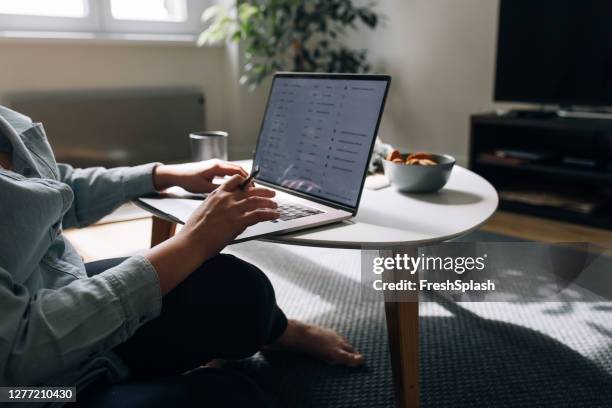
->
[253, 76, 388, 208]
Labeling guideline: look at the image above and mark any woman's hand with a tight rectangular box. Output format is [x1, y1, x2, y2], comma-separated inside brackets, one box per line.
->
[145, 175, 279, 295]
[153, 160, 249, 193]
[179, 174, 279, 257]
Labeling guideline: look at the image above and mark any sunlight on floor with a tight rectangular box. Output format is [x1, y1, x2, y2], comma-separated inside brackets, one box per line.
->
[274, 243, 363, 283]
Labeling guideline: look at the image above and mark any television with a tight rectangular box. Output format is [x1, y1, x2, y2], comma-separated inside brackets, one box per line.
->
[495, 0, 612, 108]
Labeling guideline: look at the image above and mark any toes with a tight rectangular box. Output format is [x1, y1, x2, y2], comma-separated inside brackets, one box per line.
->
[334, 333, 356, 352]
[333, 348, 364, 367]
[340, 341, 356, 353]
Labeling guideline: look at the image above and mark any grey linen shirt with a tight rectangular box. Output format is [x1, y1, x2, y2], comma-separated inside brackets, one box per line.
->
[0, 106, 163, 403]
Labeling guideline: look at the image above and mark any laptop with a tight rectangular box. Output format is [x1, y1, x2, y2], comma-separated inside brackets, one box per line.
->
[136, 72, 391, 242]
[234, 72, 391, 242]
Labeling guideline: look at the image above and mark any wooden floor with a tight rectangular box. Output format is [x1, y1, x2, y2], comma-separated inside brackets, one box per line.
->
[64, 210, 612, 263]
[480, 211, 612, 242]
[64, 216, 153, 262]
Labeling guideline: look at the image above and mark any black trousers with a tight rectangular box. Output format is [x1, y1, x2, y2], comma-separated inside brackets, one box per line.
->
[76, 254, 288, 408]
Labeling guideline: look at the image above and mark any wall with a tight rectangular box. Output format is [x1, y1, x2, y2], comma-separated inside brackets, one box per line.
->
[0, 39, 263, 159]
[224, 41, 271, 159]
[354, 0, 520, 164]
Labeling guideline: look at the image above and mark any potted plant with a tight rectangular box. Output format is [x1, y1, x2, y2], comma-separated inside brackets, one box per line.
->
[198, 0, 381, 90]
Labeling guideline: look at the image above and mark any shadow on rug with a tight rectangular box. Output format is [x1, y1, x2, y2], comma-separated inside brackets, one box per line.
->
[223, 231, 612, 407]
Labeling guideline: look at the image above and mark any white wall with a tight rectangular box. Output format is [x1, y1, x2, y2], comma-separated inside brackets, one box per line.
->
[0, 39, 264, 159]
[223, 41, 271, 158]
[354, 0, 519, 164]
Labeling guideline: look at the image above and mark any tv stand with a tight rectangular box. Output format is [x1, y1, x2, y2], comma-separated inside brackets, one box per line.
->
[499, 108, 612, 121]
[557, 109, 612, 120]
[500, 109, 557, 119]
[470, 112, 612, 229]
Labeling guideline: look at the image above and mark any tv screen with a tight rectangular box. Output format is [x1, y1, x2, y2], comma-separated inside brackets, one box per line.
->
[495, 0, 612, 107]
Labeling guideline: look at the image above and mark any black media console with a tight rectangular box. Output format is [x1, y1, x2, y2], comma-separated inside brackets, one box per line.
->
[469, 112, 612, 229]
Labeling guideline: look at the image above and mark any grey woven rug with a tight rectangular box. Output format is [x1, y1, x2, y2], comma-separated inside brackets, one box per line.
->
[224, 231, 612, 407]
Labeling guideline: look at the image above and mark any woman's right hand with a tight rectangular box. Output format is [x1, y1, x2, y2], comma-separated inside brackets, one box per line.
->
[179, 174, 279, 260]
[146, 175, 279, 295]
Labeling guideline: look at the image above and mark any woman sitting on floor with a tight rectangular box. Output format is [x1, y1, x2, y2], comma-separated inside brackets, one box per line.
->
[0, 106, 362, 408]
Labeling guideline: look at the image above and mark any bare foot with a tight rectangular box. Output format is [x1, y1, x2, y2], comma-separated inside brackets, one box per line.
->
[266, 320, 364, 367]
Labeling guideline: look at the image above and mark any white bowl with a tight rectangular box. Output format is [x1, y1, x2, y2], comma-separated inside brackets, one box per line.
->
[383, 153, 455, 193]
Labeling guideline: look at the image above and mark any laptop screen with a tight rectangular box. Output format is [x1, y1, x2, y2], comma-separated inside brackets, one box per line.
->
[253, 74, 390, 210]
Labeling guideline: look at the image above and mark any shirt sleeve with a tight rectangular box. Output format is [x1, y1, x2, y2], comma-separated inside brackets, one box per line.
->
[58, 163, 161, 228]
[0, 256, 162, 386]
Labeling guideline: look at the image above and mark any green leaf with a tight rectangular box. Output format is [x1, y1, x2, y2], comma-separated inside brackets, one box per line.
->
[200, 4, 220, 23]
[238, 3, 260, 22]
[196, 31, 209, 47]
[201, 5, 222, 23]
[197, 29, 225, 46]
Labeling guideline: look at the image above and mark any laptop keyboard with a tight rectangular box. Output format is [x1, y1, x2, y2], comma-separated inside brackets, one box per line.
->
[270, 202, 323, 223]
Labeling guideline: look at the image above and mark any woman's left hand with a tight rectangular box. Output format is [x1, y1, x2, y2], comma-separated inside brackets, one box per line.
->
[153, 160, 249, 193]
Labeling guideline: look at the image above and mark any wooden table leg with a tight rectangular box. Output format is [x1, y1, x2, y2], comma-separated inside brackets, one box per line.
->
[384, 245, 420, 408]
[385, 301, 419, 408]
[150, 216, 177, 247]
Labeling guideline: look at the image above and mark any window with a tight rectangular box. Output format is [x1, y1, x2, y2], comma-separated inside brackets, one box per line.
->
[0, 0, 209, 39]
[102, 0, 204, 35]
[110, 0, 186, 22]
[0, 0, 87, 18]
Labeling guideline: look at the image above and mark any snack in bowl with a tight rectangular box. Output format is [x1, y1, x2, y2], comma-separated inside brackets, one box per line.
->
[383, 149, 455, 193]
[386, 149, 402, 162]
[405, 152, 437, 166]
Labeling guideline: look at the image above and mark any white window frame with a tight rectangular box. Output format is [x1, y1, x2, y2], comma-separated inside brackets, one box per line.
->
[0, 0, 210, 38]
[0, 1, 99, 32]
[101, 0, 207, 35]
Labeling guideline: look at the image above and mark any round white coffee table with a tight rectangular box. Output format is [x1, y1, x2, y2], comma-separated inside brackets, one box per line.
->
[262, 165, 498, 248]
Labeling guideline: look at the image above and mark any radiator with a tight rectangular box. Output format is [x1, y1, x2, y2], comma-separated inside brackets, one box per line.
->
[8, 88, 205, 168]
